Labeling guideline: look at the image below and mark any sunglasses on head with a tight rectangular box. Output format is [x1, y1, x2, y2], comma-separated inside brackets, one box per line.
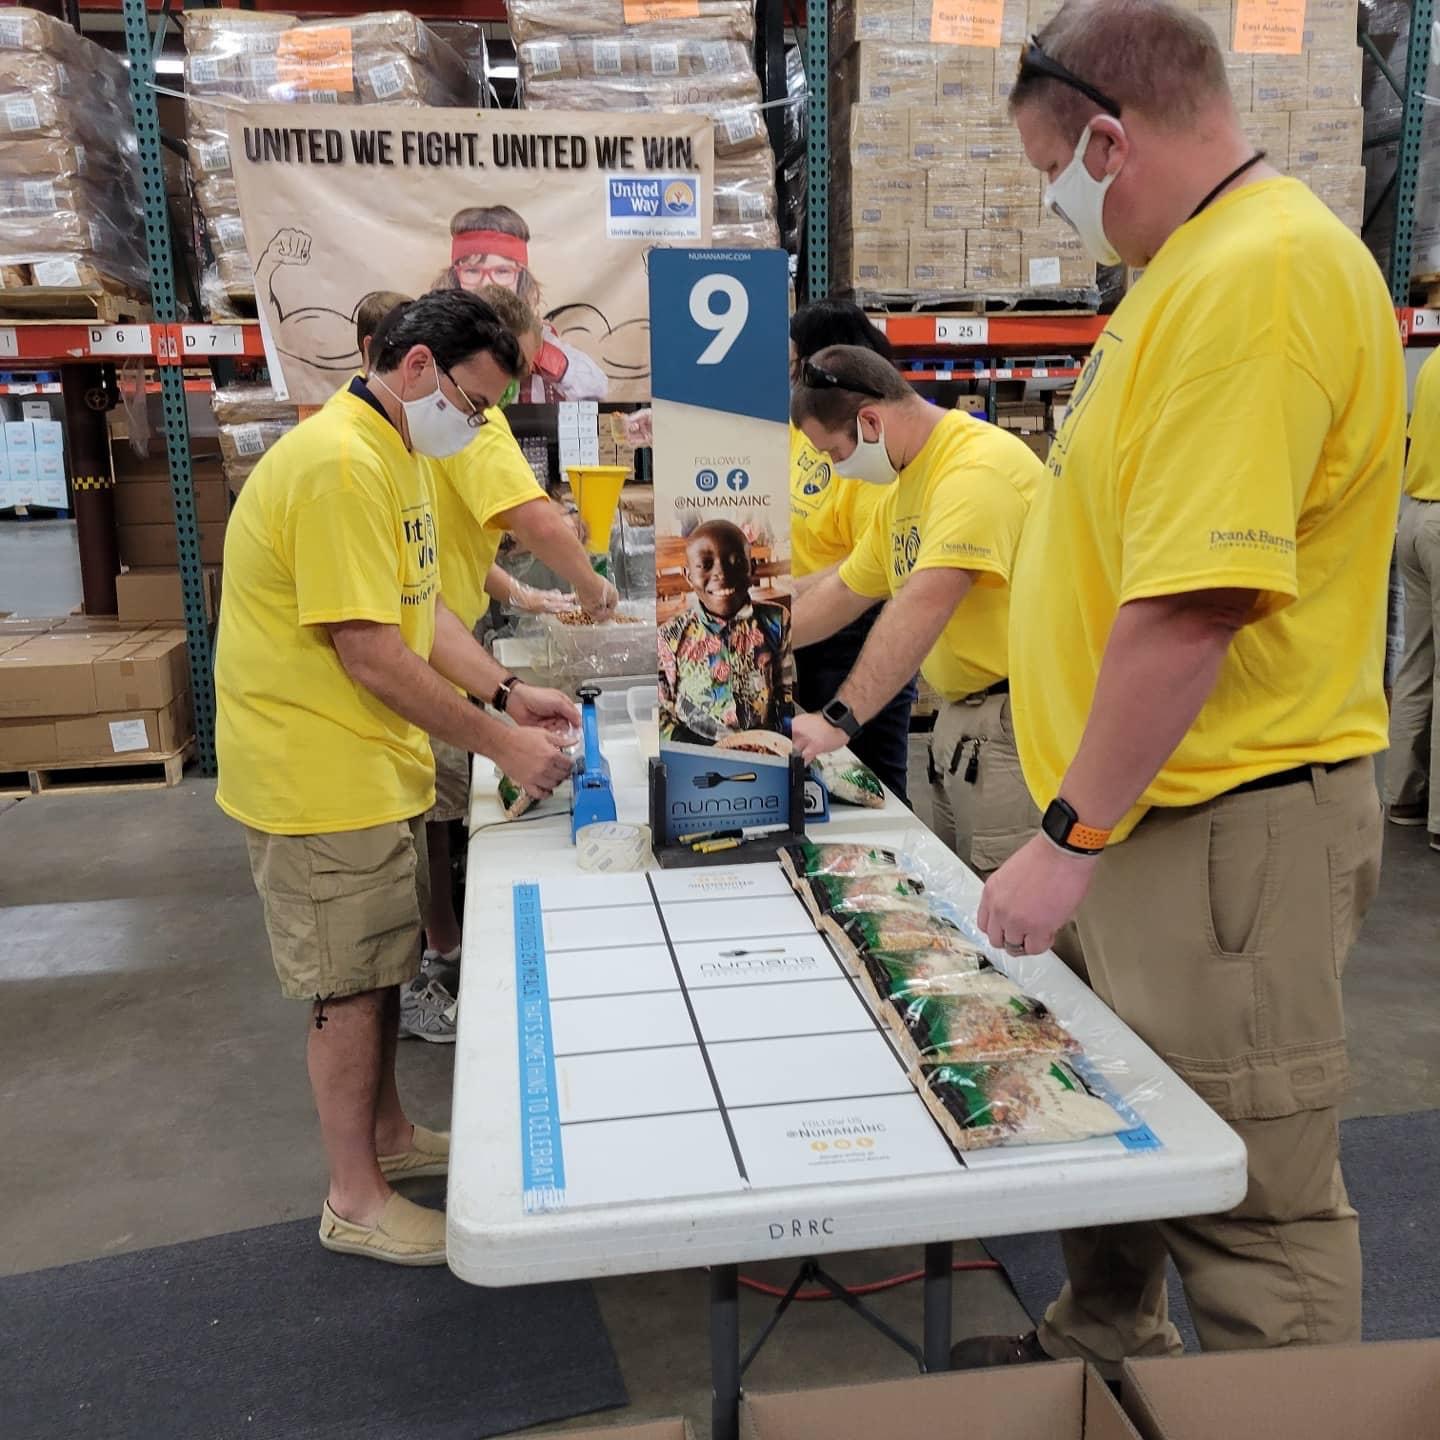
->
[799, 358, 886, 400]
[1017, 37, 1122, 118]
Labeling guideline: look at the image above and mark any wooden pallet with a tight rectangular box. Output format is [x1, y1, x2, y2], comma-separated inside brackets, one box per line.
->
[0, 741, 192, 798]
[850, 290, 1100, 317]
[0, 286, 151, 324]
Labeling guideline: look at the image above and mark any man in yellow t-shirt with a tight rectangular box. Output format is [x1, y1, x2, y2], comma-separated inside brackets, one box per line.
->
[400, 285, 618, 1042]
[216, 290, 579, 1266]
[788, 300, 916, 801]
[957, 0, 1404, 1376]
[789, 345, 1046, 875]
[1385, 345, 1440, 847]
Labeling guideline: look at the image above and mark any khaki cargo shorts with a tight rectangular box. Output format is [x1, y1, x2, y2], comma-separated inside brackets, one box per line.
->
[427, 737, 471, 824]
[244, 817, 431, 1002]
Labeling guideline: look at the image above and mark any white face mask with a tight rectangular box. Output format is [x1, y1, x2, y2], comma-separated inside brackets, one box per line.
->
[372, 365, 476, 459]
[1044, 122, 1123, 267]
[835, 416, 898, 486]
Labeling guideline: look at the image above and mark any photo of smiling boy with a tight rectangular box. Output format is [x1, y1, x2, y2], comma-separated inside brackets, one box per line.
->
[657, 520, 791, 745]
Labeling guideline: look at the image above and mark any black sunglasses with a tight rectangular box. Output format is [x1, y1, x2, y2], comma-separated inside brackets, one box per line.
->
[1017, 37, 1122, 118]
[799, 358, 886, 400]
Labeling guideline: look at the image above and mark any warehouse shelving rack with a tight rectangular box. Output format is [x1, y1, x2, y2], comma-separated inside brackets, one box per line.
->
[9, 0, 1416, 771]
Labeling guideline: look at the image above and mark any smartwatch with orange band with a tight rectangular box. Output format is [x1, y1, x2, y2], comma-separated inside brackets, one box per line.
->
[1041, 797, 1112, 855]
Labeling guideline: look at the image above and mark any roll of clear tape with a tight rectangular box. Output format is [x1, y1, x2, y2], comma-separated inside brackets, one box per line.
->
[576, 822, 651, 873]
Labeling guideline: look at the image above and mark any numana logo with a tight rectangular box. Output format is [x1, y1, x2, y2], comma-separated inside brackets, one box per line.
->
[695, 468, 720, 492]
[726, 467, 750, 491]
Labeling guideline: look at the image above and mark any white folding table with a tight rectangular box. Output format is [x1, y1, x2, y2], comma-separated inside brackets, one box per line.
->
[448, 721, 1248, 1439]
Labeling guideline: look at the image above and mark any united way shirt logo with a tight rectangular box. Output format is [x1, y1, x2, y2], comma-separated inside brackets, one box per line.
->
[891, 525, 921, 577]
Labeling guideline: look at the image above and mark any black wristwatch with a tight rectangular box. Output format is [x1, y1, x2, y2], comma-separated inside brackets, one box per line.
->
[820, 696, 861, 739]
[492, 675, 521, 714]
[1040, 797, 1112, 855]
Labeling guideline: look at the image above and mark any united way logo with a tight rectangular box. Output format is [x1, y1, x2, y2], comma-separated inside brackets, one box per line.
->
[726, 467, 750, 491]
[802, 462, 832, 496]
[892, 525, 921, 576]
[695, 468, 720, 492]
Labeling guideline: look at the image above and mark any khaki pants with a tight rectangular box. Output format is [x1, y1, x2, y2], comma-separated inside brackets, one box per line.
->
[1038, 758, 1381, 1377]
[928, 692, 1038, 877]
[1385, 496, 1440, 829]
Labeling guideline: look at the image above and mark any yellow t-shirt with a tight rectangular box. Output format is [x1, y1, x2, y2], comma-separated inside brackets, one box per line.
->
[1009, 177, 1405, 842]
[215, 385, 441, 834]
[790, 424, 886, 575]
[1405, 346, 1440, 500]
[839, 409, 1042, 701]
[426, 408, 547, 631]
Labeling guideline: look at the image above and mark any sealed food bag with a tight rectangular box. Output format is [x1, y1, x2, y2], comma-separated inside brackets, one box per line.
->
[919, 1055, 1129, 1151]
[834, 907, 971, 957]
[812, 751, 886, 808]
[497, 773, 537, 820]
[887, 969, 1079, 1066]
[777, 840, 912, 885]
[798, 871, 926, 927]
[859, 948, 988, 1004]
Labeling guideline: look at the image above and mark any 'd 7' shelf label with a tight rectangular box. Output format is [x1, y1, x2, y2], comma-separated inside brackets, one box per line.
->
[181, 325, 245, 356]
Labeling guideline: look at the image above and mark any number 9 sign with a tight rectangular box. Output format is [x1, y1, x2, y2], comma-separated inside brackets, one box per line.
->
[649, 248, 788, 422]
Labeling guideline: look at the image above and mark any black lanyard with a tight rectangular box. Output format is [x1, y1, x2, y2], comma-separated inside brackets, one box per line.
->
[1189, 151, 1267, 221]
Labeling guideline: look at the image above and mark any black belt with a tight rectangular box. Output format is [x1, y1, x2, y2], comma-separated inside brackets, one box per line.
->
[1226, 760, 1343, 798]
[961, 679, 1009, 704]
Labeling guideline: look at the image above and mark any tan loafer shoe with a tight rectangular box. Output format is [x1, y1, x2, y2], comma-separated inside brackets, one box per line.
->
[379, 1123, 450, 1182]
[318, 1193, 447, 1265]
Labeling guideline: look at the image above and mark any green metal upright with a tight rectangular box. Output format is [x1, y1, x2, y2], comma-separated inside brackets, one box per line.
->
[123, 0, 217, 775]
[803, 0, 829, 301]
[1389, 0, 1436, 301]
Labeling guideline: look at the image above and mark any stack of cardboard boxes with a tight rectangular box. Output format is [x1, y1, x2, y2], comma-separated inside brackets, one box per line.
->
[829, 0, 1364, 299]
[0, 617, 193, 772]
[212, 381, 298, 498]
[0, 404, 65, 511]
[112, 438, 227, 625]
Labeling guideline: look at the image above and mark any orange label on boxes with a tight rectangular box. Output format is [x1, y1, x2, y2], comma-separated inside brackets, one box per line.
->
[623, 0, 700, 21]
[1233, 0, 1305, 54]
[931, 0, 1005, 46]
[275, 27, 355, 93]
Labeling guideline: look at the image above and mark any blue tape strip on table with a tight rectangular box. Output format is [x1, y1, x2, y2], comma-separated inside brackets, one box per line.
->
[515, 883, 567, 1211]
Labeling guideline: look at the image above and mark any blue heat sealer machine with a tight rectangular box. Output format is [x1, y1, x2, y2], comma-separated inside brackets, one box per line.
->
[571, 683, 617, 841]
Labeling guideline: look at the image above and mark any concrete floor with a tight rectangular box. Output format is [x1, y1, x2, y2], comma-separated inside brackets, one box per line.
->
[1, 517, 1438, 1434]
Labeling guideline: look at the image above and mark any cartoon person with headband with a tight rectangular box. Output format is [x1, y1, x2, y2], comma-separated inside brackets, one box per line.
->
[435, 205, 609, 405]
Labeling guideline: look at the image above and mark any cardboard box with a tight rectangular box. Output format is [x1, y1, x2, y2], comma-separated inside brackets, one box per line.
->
[32, 450, 67, 509]
[839, 43, 940, 105]
[0, 625, 189, 719]
[834, 165, 925, 228]
[1223, 53, 1253, 110]
[31, 418, 63, 456]
[0, 692, 192, 768]
[1302, 0, 1360, 52]
[8, 452, 36, 507]
[1190, 0, 1230, 46]
[966, 228, 1022, 288]
[908, 108, 964, 166]
[1023, 222, 1096, 288]
[1239, 109, 1290, 159]
[117, 521, 227, 569]
[916, 0, 1026, 44]
[111, 435, 224, 487]
[836, 228, 910, 290]
[1121, 1341, 1440, 1440]
[927, 164, 986, 228]
[1307, 47, 1362, 108]
[115, 567, 222, 625]
[984, 166, 1042, 227]
[993, 42, 1022, 101]
[1253, 55, 1309, 112]
[1297, 162, 1366, 232]
[965, 113, 1026, 165]
[955, 394, 988, 415]
[114, 477, 229, 528]
[1288, 107, 1363, 168]
[558, 1423, 690, 1440]
[909, 227, 967, 289]
[1028, 0, 1063, 30]
[836, 103, 910, 164]
[935, 45, 994, 103]
[19, 400, 50, 422]
[4, 420, 34, 455]
[832, 0, 916, 48]
[741, 1360, 1139, 1440]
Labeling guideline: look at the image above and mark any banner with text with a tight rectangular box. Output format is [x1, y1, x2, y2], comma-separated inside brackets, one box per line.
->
[227, 106, 713, 405]
[649, 248, 792, 844]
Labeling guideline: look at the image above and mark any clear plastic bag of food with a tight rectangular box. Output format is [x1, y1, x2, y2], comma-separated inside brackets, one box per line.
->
[833, 908, 971, 958]
[812, 751, 885, 808]
[804, 871, 925, 914]
[777, 840, 917, 886]
[885, 969, 1080, 1066]
[918, 1055, 1132, 1152]
[857, 947, 989, 1002]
